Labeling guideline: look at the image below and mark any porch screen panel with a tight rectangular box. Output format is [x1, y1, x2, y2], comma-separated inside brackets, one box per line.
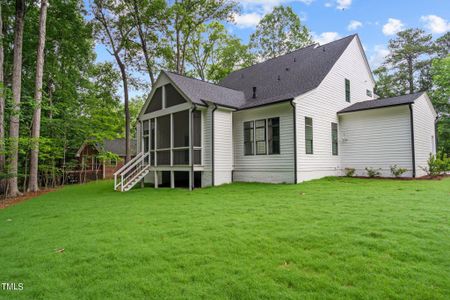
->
[173, 149, 189, 165]
[165, 84, 186, 107]
[157, 115, 170, 149]
[173, 110, 189, 147]
[145, 87, 162, 113]
[193, 111, 201, 147]
[157, 150, 170, 165]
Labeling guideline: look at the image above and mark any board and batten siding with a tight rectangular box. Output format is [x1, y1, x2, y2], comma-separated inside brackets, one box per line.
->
[213, 108, 233, 185]
[339, 105, 413, 177]
[294, 36, 375, 182]
[413, 94, 437, 177]
[233, 102, 295, 183]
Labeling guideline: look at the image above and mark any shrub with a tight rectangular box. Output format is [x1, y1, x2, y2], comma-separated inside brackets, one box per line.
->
[365, 167, 381, 178]
[390, 165, 407, 178]
[420, 152, 450, 177]
[344, 168, 356, 177]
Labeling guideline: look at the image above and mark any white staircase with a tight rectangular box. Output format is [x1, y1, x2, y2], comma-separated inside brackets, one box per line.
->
[114, 152, 150, 192]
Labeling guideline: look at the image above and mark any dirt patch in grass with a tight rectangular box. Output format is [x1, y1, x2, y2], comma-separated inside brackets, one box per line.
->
[0, 189, 56, 209]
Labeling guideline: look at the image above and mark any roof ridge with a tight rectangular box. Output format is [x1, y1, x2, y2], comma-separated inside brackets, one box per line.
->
[220, 34, 357, 80]
[163, 70, 243, 93]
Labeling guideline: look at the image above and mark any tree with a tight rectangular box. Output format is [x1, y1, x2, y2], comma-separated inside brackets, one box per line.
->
[28, 0, 48, 192]
[249, 5, 312, 60]
[7, 0, 26, 197]
[92, 0, 133, 162]
[430, 55, 450, 155]
[186, 21, 253, 82]
[381, 28, 434, 94]
[125, 0, 167, 87]
[0, 4, 5, 176]
[434, 32, 449, 58]
[373, 66, 398, 98]
[167, 0, 237, 75]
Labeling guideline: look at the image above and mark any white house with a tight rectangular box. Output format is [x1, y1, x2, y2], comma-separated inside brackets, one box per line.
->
[114, 34, 437, 191]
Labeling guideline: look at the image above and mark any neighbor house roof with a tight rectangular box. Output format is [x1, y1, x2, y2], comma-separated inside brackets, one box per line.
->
[76, 138, 137, 157]
[337, 92, 425, 114]
[164, 71, 246, 108]
[219, 34, 357, 109]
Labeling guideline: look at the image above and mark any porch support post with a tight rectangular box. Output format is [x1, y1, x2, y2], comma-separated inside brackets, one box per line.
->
[154, 170, 158, 188]
[171, 171, 175, 188]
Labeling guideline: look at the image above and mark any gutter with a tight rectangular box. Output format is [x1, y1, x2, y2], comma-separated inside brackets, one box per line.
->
[290, 100, 297, 184]
[211, 103, 218, 186]
[191, 105, 197, 190]
[409, 104, 416, 178]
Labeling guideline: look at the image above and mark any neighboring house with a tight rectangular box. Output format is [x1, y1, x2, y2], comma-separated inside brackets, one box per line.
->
[76, 138, 137, 180]
[114, 34, 437, 191]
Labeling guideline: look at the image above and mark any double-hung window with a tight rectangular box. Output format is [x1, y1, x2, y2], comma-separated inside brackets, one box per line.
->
[305, 117, 313, 154]
[331, 123, 338, 156]
[268, 118, 280, 154]
[244, 121, 254, 155]
[255, 120, 266, 155]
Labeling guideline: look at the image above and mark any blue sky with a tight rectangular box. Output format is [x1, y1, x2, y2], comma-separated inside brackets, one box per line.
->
[94, 0, 450, 98]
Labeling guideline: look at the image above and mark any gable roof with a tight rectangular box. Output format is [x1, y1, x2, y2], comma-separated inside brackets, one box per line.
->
[76, 138, 137, 157]
[163, 71, 246, 108]
[338, 92, 425, 114]
[219, 34, 357, 109]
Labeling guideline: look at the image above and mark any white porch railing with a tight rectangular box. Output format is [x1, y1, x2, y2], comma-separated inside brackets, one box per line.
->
[114, 152, 150, 192]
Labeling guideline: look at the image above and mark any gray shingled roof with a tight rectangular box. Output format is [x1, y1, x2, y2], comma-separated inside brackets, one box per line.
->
[164, 71, 246, 108]
[338, 92, 424, 114]
[100, 138, 137, 157]
[220, 35, 357, 109]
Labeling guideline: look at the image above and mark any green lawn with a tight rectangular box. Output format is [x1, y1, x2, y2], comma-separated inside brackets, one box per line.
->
[0, 178, 449, 299]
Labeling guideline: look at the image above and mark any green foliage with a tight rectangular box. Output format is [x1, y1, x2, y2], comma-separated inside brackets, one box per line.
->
[0, 178, 449, 298]
[250, 5, 312, 60]
[390, 165, 407, 178]
[420, 152, 449, 177]
[365, 167, 381, 178]
[344, 167, 356, 177]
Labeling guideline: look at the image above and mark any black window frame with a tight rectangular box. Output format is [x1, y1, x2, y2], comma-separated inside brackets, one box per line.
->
[366, 89, 372, 97]
[331, 122, 338, 156]
[268, 117, 280, 155]
[244, 121, 254, 156]
[305, 117, 313, 155]
[255, 119, 267, 155]
[345, 78, 351, 102]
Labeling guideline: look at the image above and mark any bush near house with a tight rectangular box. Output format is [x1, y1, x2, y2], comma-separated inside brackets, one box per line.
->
[0, 178, 449, 299]
[390, 165, 408, 177]
[420, 152, 450, 177]
[365, 167, 382, 178]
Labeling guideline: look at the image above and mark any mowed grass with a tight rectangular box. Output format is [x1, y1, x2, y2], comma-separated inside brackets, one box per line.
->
[0, 178, 449, 299]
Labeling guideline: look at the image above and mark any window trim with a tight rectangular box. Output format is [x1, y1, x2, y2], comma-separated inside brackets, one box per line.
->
[331, 122, 338, 156]
[243, 117, 281, 156]
[305, 117, 313, 155]
[244, 120, 255, 156]
[268, 117, 280, 155]
[255, 119, 267, 155]
[345, 78, 351, 103]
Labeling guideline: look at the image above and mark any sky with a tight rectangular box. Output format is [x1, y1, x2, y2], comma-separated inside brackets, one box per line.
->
[93, 0, 450, 98]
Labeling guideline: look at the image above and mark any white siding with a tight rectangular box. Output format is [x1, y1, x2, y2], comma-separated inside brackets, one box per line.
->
[413, 95, 437, 177]
[214, 108, 233, 185]
[233, 102, 295, 183]
[339, 106, 413, 177]
[295, 36, 375, 181]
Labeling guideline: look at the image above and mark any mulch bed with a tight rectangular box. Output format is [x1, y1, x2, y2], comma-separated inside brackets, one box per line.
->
[0, 189, 56, 210]
[353, 174, 449, 180]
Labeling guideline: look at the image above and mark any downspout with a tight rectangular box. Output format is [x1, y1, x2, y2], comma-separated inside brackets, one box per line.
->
[191, 105, 197, 189]
[290, 100, 297, 184]
[211, 103, 218, 186]
[409, 104, 416, 178]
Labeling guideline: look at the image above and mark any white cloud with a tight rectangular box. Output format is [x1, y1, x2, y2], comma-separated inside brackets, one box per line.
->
[324, 2, 333, 7]
[336, 0, 352, 10]
[313, 32, 341, 45]
[369, 45, 390, 69]
[347, 20, 362, 31]
[420, 15, 450, 34]
[233, 12, 262, 28]
[382, 18, 405, 36]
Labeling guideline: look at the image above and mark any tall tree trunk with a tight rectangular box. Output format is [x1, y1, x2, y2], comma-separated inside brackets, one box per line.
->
[28, 0, 48, 192]
[0, 4, 5, 175]
[7, 0, 26, 197]
[118, 60, 131, 162]
[407, 56, 414, 94]
[131, 0, 155, 85]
